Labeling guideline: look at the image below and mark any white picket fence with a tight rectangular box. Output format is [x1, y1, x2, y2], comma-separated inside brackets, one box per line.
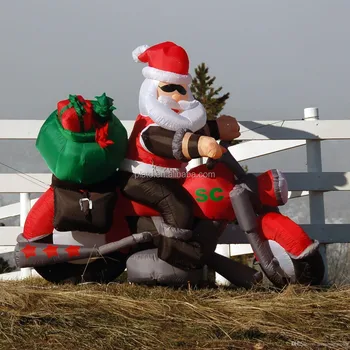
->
[1, 107, 350, 283]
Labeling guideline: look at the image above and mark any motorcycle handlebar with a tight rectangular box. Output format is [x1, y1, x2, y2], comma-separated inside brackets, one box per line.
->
[206, 140, 246, 180]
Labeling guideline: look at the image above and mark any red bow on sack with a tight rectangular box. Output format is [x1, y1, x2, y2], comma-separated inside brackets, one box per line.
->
[93, 93, 116, 149]
[95, 123, 114, 148]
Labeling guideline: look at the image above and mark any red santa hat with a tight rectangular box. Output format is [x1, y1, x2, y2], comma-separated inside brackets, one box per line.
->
[132, 41, 192, 85]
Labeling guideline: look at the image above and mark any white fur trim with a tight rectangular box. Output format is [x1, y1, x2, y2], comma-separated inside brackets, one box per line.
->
[142, 66, 192, 84]
[289, 240, 320, 259]
[119, 159, 187, 178]
[132, 45, 149, 62]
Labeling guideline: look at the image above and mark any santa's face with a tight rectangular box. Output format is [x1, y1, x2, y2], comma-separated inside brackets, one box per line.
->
[157, 82, 189, 112]
[138, 78, 207, 132]
[157, 82, 189, 102]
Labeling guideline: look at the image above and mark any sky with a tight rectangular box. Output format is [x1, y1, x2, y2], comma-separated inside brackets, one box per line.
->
[1, 0, 350, 121]
[0, 1, 350, 278]
[0, 0, 350, 223]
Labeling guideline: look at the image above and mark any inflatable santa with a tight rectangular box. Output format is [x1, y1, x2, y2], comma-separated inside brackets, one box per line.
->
[118, 41, 241, 267]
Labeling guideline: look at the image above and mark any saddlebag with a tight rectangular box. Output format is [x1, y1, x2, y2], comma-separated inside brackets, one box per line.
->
[52, 174, 118, 233]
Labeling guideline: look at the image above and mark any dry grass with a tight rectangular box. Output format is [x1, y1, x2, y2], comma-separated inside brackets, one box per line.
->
[0, 279, 349, 350]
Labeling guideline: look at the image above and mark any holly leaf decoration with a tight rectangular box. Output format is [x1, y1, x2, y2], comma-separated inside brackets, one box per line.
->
[93, 93, 116, 123]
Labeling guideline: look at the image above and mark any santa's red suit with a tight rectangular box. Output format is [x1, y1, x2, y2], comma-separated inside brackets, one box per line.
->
[120, 114, 188, 178]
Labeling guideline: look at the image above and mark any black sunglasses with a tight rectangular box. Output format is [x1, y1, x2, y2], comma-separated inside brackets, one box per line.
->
[158, 84, 187, 95]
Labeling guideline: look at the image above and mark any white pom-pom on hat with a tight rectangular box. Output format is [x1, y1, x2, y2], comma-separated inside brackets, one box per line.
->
[132, 45, 149, 62]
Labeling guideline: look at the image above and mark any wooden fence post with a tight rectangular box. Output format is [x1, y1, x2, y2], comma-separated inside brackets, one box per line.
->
[20, 193, 32, 279]
[303, 107, 328, 284]
[214, 244, 231, 286]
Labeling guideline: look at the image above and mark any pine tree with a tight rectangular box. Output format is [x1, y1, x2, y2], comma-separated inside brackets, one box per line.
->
[191, 62, 243, 150]
[191, 63, 230, 121]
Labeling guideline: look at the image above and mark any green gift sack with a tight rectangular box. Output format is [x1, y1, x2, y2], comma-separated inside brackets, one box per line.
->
[36, 93, 128, 184]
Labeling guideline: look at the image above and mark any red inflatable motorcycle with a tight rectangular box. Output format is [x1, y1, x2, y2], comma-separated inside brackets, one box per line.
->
[15, 143, 325, 288]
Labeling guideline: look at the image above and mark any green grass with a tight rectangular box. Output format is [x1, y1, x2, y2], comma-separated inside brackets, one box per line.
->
[0, 279, 349, 350]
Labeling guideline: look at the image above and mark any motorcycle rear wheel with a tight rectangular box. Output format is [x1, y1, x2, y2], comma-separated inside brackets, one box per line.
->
[32, 236, 127, 284]
[34, 252, 127, 284]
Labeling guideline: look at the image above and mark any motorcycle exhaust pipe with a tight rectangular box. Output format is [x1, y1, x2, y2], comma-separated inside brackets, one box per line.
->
[14, 231, 153, 268]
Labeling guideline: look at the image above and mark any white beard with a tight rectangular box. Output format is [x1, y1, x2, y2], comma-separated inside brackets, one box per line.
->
[157, 95, 182, 110]
[138, 79, 207, 132]
[157, 95, 197, 112]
